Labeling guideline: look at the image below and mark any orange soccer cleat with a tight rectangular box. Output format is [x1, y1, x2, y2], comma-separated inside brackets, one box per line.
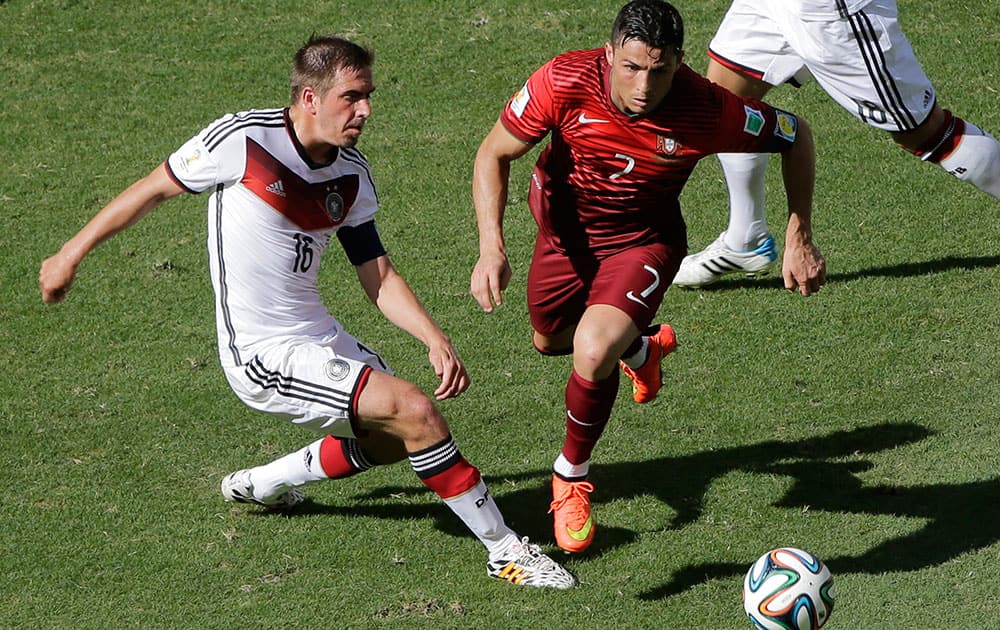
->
[620, 323, 677, 404]
[549, 475, 596, 553]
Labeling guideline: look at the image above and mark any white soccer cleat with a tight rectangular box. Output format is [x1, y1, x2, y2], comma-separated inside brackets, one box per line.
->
[221, 469, 304, 510]
[673, 232, 778, 287]
[487, 537, 576, 589]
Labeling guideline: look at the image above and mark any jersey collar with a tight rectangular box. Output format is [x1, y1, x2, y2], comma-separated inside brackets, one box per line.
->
[284, 108, 340, 169]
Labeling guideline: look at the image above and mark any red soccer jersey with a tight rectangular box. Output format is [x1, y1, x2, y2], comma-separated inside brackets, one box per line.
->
[501, 48, 798, 255]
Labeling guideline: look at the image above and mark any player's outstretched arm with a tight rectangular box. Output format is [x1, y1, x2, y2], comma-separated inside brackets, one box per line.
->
[778, 117, 826, 296]
[39, 164, 185, 304]
[470, 119, 535, 312]
[355, 255, 470, 400]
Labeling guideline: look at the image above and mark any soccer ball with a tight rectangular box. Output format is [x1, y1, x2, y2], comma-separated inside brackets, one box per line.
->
[742, 547, 835, 630]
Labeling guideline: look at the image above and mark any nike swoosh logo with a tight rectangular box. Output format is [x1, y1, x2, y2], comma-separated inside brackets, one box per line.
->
[577, 113, 610, 124]
[626, 291, 648, 308]
[567, 515, 594, 541]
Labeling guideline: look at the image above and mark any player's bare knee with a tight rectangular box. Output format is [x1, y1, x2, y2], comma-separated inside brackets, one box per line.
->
[395, 386, 448, 442]
[571, 336, 619, 379]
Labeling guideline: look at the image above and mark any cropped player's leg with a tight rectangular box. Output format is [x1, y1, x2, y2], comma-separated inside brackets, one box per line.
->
[358, 371, 574, 588]
[895, 106, 1000, 199]
[803, 5, 999, 200]
[674, 59, 779, 287]
[221, 433, 402, 509]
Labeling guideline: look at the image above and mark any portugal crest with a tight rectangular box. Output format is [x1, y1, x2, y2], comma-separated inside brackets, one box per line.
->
[656, 135, 679, 155]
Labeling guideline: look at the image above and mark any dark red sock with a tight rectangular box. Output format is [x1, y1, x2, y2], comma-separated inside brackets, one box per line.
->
[561, 369, 619, 465]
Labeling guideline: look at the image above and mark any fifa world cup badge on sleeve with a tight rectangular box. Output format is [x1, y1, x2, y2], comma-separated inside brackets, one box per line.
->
[774, 111, 798, 142]
[510, 82, 531, 118]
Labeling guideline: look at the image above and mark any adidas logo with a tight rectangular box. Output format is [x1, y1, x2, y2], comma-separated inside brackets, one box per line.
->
[266, 180, 286, 197]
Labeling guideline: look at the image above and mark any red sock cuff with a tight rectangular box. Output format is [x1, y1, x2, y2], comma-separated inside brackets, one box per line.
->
[319, 435, 371, 480]
[421, 458, 481, 499]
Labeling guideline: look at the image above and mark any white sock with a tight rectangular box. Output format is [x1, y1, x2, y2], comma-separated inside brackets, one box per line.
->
[248, 438, 328, 501]
[718, 152, 771, 250]
[553, 453, 590, 480]
[621, 336, 649, 369]
[937, 121, 1000, 199]
[442, 479, 518, 556]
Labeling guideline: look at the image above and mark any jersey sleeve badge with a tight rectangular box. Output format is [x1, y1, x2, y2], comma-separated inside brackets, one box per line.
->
[509, 81, 531, 118]
[175, 145, 208, 175]
[773, 110, 798, 142]
[743, 105, 764, 136]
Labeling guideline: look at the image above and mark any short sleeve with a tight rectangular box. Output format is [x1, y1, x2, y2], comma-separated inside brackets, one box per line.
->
[715, 90, 800, 155]
[165, 114, 247, 193]
[499, 61, 557, 144]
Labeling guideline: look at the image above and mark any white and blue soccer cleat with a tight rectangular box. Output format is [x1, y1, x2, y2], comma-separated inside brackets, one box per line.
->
[673, 232, 778, 287]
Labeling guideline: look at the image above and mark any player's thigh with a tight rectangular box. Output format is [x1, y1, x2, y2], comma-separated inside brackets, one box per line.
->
[589, 242, 681, 332]
[797, 2, 934, 131]
[709, 0, 810, 87]
[227, 333, 391, 438]
[526, 238, 594, 339]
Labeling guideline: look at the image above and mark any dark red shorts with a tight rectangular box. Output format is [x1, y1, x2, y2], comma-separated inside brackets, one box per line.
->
[526, 235, 684, 337]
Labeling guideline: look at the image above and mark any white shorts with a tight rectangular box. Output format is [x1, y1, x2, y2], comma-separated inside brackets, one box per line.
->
[708, 0, 935, 132]
[224, 328, 393, 438]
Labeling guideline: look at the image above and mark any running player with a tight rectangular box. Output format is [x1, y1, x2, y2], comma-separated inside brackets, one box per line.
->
[470, 0, 824, 553]
[674, 0, 1000, 287]
[39, 35, 574, 589]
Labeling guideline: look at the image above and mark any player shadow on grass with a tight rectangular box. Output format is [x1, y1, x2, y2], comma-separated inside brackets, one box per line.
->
[640, 469, 1000, 601]
[694, 254, 1000, 291]
[287, 421, 997, 597]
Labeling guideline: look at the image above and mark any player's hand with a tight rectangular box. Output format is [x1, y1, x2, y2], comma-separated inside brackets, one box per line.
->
[39, 253, 78, 304]
[782, 235, 826, 297]
[427, 337, 470, 401]
[470, 250, 511, 313]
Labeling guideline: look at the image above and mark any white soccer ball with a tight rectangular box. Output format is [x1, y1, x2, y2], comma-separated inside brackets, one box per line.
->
[742, 547, 835, 630]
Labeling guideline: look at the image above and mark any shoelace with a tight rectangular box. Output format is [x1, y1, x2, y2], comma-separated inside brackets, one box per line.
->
[511, 538, 558, 570]
[548, 481, 594, 522]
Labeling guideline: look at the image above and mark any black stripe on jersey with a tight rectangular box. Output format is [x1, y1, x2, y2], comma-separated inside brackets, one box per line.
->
[835, 0, 849, 18]
[339, 148, 378, 203]
[848, 11, 919, 130]
[245, 356, 353, 411]
[203, 109, 286, 152]
[214, 185, 243, 366]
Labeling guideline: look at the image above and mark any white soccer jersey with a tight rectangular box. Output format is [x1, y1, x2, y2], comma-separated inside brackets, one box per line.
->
[166, 108, 379, 369]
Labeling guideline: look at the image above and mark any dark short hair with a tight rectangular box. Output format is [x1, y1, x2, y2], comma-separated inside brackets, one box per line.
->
[611, 0, 684, 53]
[290, 35, 374, 104]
